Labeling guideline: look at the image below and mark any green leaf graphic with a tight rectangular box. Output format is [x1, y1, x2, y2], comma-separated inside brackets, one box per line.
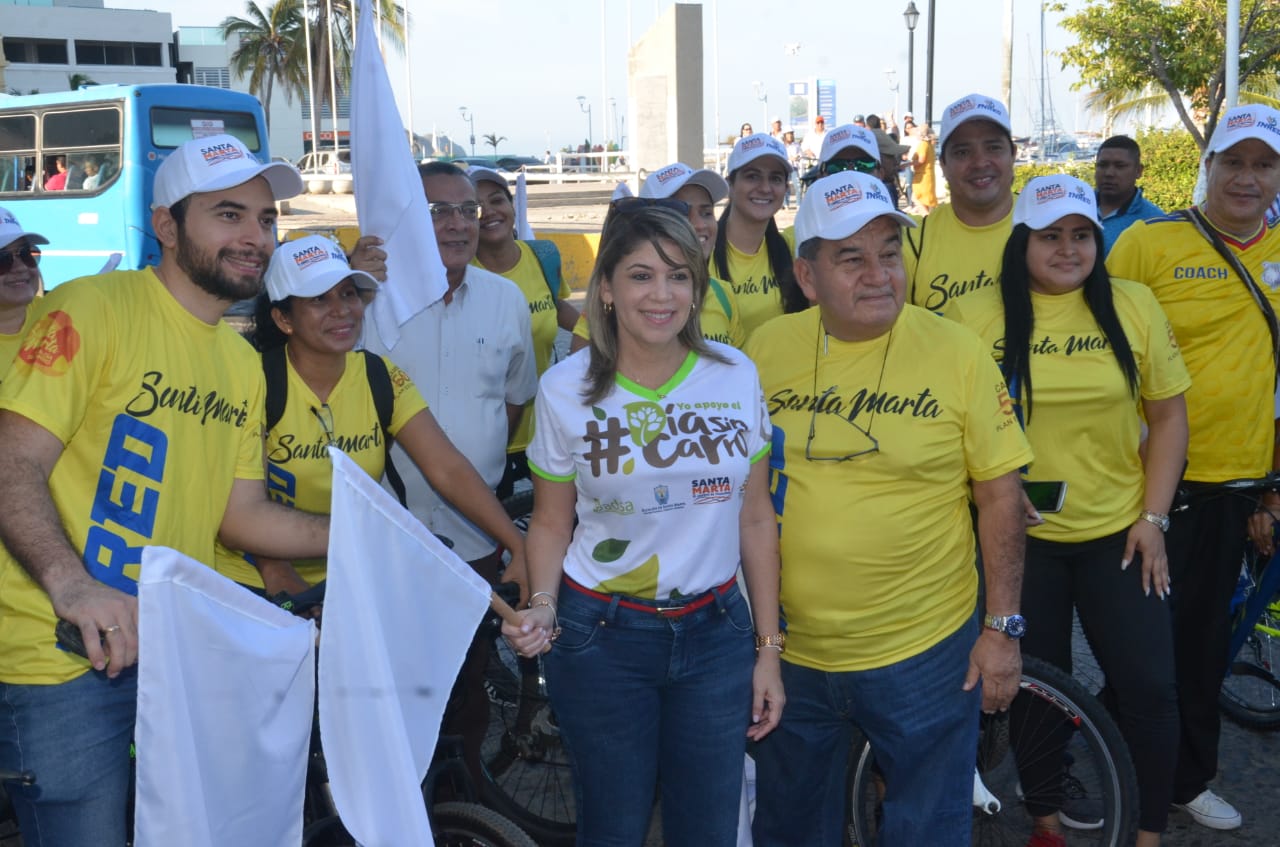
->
[623, 401, 665, 447]
[592, 538, 631, 563]
[623, 458, 635, 475]
[592, 406, 607, 421]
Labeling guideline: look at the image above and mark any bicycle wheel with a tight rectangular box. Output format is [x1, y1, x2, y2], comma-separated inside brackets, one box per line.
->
[431, 801, 538, 847]
[1219, 604, 1280, 730]
[847, 656, 1138, 847]
[483, 488, 577, 845]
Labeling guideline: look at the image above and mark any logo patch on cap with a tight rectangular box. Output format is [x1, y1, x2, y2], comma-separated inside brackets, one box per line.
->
[655, 165, 687, 184]
[201, 142, 245, 166]
[824, 183, 863, 210]
[828, 128, 852, 145]
[741, 137, 765, 152]
[1227, 112, 1256, 131]
[949, 98, 976, 118]
[1067, 184, 1093, 205]
[1261, 116, 1280, 138]
[1035, 182, 1066, 203]
[0, 214, 17, 227]
[292, 244, 330, 270]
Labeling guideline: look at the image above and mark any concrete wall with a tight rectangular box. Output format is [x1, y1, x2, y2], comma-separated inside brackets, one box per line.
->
[0, 2, 174, 94]
[628, 2, 703, 175]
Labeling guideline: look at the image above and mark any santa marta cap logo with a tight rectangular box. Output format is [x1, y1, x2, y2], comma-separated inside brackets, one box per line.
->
[826, 182, 864, 210]
[949, 98, 976, 119]
[827, 128, 852, 146]
[291, 243, 334, 271]
[1034, 182, 1067, 203]
[200, 141, 246, 166]
[654, 164, 688, 184]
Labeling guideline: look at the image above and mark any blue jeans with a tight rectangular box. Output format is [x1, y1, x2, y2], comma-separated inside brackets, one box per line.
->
[545, 579, 756, 847]
[0, 668, 138, 847]
[752, 617, 979, 847]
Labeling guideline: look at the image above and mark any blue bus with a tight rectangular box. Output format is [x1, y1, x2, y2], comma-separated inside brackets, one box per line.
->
[0, 84, 271, 288]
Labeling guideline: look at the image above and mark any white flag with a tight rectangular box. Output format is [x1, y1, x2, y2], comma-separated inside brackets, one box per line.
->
[514, 171, 535, 240]
[351, 0, 447, 350]
[134, 547, 316, 847]
[319, 448, 492, 846]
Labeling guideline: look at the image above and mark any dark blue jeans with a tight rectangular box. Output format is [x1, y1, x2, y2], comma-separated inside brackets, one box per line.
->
[0, 668, 137, 847]
[545, 579, 756, 847]
[752, 617, 979, 847]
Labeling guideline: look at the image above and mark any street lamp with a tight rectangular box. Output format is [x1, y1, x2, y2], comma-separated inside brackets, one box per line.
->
[924, 0, 937, 128]
[458, 106, 475, 156]
[752, 81, 768, 132]
[903, 1, 919, 115]
[576, 95, 593, 149]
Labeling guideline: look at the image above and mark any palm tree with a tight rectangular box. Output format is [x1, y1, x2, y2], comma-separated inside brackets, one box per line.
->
[483, 133, 507, 155]
[301, 0, 406, 131]
[221, 0, 307, 134]
[67, 73, 97, 90]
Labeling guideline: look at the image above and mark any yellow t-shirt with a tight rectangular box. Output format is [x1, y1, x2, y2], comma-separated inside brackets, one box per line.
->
[571, 277, 745, 348]
[945, 281, 1191, 542]
[0, 269, 265, 685]
[1108, 214, 1280, 481]
[744, 306, 1033, 672]
[0, 306, 35, 377]
[214, 350, 427, 588]
[474, 240, 570, 454]
[715, 227, 796, 337]
[903, 202, 1013, 312]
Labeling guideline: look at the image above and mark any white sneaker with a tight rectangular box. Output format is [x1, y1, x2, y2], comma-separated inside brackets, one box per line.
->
[1173, 789, 1242, 830]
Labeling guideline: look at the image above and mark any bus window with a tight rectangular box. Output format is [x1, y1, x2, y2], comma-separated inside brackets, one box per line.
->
[0, 115, 37, 195]
[41, 107, 122, 193]
[151, 107, 261, 152]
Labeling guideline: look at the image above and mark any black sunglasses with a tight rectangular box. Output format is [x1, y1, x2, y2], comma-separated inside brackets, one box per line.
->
[609, 197, 691, 216]
[823, 157, 880, 177]
[0, 245, 40, 275]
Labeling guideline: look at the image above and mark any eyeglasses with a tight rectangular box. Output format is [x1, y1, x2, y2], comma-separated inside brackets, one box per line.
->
[609, 197, 691, 216]
[428, 201, 482, 221]
[823, 157, 880, 177]
[310, 403, 336, 448]
[0, 245, 40, 274]
[805, 386, 880, 462]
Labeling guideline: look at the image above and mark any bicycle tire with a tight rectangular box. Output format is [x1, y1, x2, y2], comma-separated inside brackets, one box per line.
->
[1219, 607, 1280, 730]
[483, 488, 578, 846]
[431, 801, 538, 847]
[847, 656, 1138, 847]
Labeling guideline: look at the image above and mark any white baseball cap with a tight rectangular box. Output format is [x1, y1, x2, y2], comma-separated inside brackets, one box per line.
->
[728, 133, 793, 174]
[266, 234, 379, 302]
[466, 166, 510, 190]
[1013, 174, 1101, 231]
[938, 94, 1012, 155]
[640, 162, 729, 204]
[818, 124, 879, 166]
[0, 207, 48, 247]
[794, 172, 915, 254]
[1205, 104, 1280, 158]
[152, 133, 304, 209]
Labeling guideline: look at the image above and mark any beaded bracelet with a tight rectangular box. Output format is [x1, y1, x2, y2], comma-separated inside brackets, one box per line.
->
[529, 593, 562, 642]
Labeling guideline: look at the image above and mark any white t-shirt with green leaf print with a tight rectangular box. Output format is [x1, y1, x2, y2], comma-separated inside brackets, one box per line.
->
[528, 344, 772, 600]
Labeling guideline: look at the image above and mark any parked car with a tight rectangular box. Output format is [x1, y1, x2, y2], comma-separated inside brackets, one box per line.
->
[296, 149, 351, 174]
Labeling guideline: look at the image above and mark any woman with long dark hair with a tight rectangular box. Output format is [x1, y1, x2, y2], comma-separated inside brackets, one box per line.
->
[503, 206, 784, 845]
[946, 175, 1189, 847]
[711, 133, 796, 336]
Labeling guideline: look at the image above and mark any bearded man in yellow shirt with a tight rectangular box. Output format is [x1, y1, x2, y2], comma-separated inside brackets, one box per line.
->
[0, 134, 330, 846]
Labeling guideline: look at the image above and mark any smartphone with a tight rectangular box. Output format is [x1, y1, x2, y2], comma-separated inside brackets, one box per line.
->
[1023, 480, 1067, 514]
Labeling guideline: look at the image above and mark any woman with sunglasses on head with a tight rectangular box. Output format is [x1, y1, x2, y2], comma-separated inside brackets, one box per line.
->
[0, 208, 47, 370]
[944, 175, 1188, 847]
[712, 133, 796, 337]
[571, 164, 745, 352]
[213, 234, 526, 600]
[467, 167, 581, 499]
[503, 205, 784, 846]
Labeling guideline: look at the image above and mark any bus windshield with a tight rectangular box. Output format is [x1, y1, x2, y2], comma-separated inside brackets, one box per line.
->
[0, 84, 271, 289]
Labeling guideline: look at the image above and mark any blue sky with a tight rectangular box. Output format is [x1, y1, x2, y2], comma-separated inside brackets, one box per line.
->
[111, 0, 1093, 155]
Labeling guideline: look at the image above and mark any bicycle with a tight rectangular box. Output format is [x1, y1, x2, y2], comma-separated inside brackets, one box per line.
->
[846, 655, 1139, 847]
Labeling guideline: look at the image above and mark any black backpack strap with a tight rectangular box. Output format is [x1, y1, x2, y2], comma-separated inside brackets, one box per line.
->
[262, 346, 288, 434]
[362, 350, 407, 507]
[1178, 208, 1280, 384]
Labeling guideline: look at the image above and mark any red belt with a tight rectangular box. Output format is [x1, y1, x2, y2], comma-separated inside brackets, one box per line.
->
[564, 575, 736, 617]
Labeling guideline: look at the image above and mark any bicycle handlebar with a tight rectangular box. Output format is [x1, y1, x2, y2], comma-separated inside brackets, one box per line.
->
[1171, 471, 1280, 512]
